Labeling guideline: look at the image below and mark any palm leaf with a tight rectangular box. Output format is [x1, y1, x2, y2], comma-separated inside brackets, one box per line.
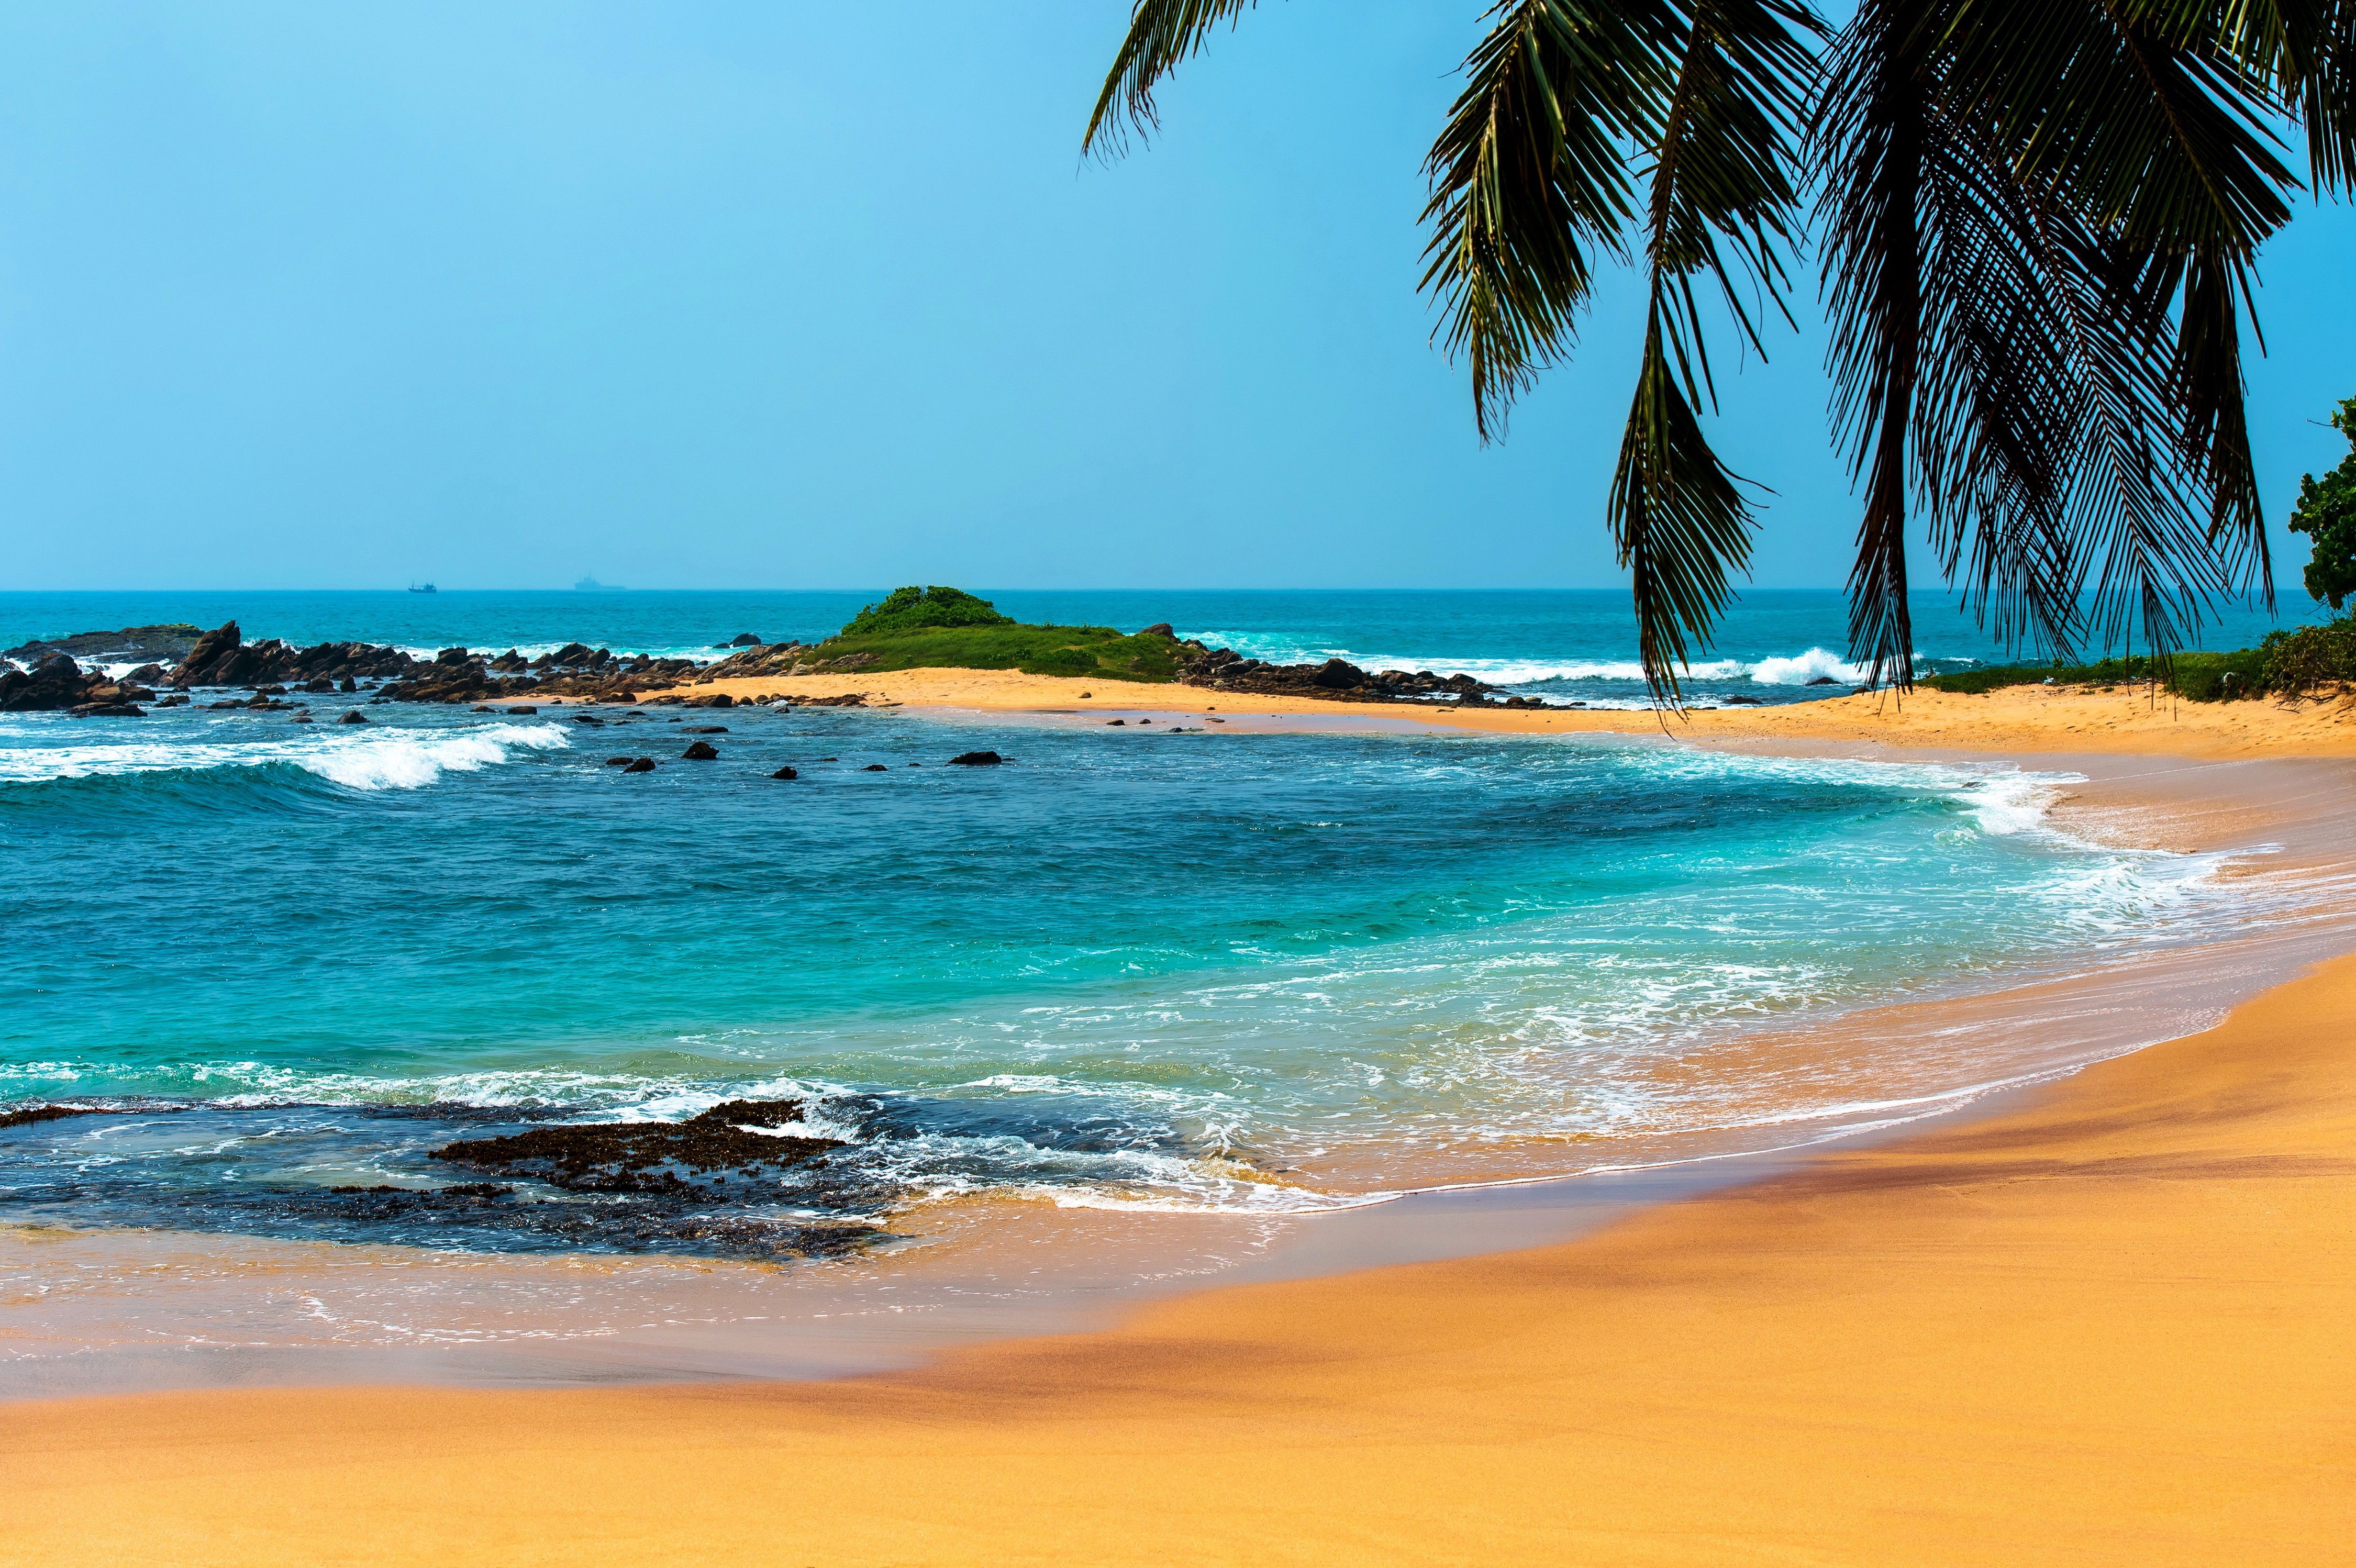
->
[1084, 0, 1263, 157]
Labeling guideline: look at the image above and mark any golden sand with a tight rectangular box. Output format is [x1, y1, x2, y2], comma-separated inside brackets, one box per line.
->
[599, 665, 2356, 760]
[8, 946, 2353, 1564]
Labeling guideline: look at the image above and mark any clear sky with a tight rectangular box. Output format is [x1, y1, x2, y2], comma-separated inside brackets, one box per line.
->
[2, 1, 2351, 593]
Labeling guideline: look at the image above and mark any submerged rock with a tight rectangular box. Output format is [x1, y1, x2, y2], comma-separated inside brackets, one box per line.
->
[337, 710, 368, 724]
[429, 1099, 842, 1196]
[681, 740, 720, 760]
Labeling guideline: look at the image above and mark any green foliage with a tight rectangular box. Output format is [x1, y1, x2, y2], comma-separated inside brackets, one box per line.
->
[840, 586, 1015, 637]
[1919, 646, 2281, 702]
[2288, 397, 2356, 609]
[818, 621, 1180, 684]
[2258, 618, 2356, 697]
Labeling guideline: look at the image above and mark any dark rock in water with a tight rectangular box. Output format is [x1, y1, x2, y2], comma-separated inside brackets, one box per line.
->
[771, 766, 798, 780]
[157, 694, 189, 707]
[301, 678, 337, 693]
[572, 714, 605, 725]
[726, 633, 763, 647]
[471, 704, 496, 713]
[948, 751, 1003, 766]
[861, 763, 888, 771]
[691, 693, 735, 708]
[1140, 622, 1176, 638]
[291, 713, 313, 723]
[339, 677, 358, 693]
[505, 705, 537, 715]
[604, 756, 633, 766]
[69, 702, 146, 717]
[1105, 718, 1126, 726]
[125, 663, 169, 683]
[683, 725, 729, 733]
[816, 757, 837, 762]
[1722, 694, 1765, 705]
[682, 740, 720, 760]
[623, 757, 657, 773]
[337, 710, 368, 724]
[1806, 675, 1840, 686]
[429, 1099, 841, 1194]
[4, 624, 204, 665]
[1, 654, 103, 713]
[0, 1103, 117, 1131]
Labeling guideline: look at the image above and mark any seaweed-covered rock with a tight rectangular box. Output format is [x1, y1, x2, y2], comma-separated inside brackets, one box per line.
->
[429, 1099, 841, 1195]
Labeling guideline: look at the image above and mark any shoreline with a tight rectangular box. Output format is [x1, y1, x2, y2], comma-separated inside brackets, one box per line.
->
[8, 691, 2355, 1561]
[9, 896, 2352, 1562]
[610, 662, 2356, 760]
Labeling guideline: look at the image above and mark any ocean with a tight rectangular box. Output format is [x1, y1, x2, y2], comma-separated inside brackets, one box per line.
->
[0, 588, 2295, 1262]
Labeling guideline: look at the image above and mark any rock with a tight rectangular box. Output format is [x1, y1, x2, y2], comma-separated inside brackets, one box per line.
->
[1312, 657, 1368, 689]
[1106, 718, 1126, 726]
[124, 663, 169, 683]
[430, 1098, 840, 1193]
[683, 725, 730, 733]
[770, 766, 798, 780]
[1140, 623, 1175, 638]
[947, 751, 1003, 766]
[339, 677, 358, 693]
[69, 702, 145, 717]
[623, 758, 657, 773]
[1077, 691, 1092, 698]
[472, 704, 496, 713]
[1, 654, 111, 713]
[291, 713, 313, 722]
[605, 756, 633, 766]
[338, 710, 368, 724]
[1806, 675, 1840, 686]
[506, 706, 538, 715]
[302, 678, 337, 693]
[1722, 694, 1764, 706]
[729, 633, 763, 647]
[3, 625, 204, 664]
[682, 741, 720, 760]
[861, 763, 888, 771]
[572, 714, 606, 725]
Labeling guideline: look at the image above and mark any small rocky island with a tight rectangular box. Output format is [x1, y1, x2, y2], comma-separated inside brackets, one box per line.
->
[2, 589, 1532, 714]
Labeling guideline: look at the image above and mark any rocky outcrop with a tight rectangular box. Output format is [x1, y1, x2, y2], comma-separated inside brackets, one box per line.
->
[0, 655, 153, 714]
[681, 741, 719, 760]
[948, 751, 1004, 766]
[2, 624, 204, 664]
[1170, 642, 1495, 704]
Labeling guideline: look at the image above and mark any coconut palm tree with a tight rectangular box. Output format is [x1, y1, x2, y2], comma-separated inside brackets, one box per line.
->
[1084, 0, 2353, 698]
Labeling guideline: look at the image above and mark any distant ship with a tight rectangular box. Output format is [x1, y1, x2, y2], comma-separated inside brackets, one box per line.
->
[574, 576, 625, 591]
[408, 583, 437, 594]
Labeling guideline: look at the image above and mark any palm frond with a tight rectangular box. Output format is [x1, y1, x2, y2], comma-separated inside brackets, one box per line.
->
[1084, 0, 1263, 157]
[1608, 0, 1818, 700]
[1815, 0, 1926, 686]
[1419, 0, 1686, 439]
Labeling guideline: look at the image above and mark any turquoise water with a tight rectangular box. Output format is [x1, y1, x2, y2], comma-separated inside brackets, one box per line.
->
[0, 592, 2255, 1258]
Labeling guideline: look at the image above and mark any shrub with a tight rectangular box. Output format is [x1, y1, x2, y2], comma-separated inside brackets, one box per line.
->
[840, 586, 1015, 637]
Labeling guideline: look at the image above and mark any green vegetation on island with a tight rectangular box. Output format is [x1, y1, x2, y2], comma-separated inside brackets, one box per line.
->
[805, 587, 1182, 683]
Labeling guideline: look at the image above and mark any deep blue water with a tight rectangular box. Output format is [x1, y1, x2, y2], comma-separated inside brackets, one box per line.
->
[0, 591, 2258, 1258]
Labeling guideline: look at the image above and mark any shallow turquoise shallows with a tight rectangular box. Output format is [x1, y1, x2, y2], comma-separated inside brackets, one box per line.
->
[0, 591, 2250, 1256]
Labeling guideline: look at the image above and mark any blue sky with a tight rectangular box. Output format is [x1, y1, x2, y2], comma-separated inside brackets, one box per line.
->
[2, 1, 2351, 593]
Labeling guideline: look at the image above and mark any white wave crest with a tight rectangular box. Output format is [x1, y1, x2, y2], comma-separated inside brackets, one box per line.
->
[298, 723, 570, 790]
[1746, 647, 1868, 685]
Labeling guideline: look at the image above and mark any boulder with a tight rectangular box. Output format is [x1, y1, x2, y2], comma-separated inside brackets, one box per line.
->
[861, 763, 888, 771]
[947, 751, 1003, 766]
[69, 702, 145, 717]
[623, 757, 657, 773]
[681, 741, 720, 760]
[770, 766, 798, 780]
[338, 710, 369, 724]
[1, 654, 107, 713]
[683, 725, 730, 734]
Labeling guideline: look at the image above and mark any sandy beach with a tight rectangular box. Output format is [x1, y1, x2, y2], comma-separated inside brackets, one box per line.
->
[617, 664, 2356, 760]
[8, 683, 2354, 1565]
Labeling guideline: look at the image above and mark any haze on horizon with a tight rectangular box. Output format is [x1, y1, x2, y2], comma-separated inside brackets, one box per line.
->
[2, 1, 2350, 596]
